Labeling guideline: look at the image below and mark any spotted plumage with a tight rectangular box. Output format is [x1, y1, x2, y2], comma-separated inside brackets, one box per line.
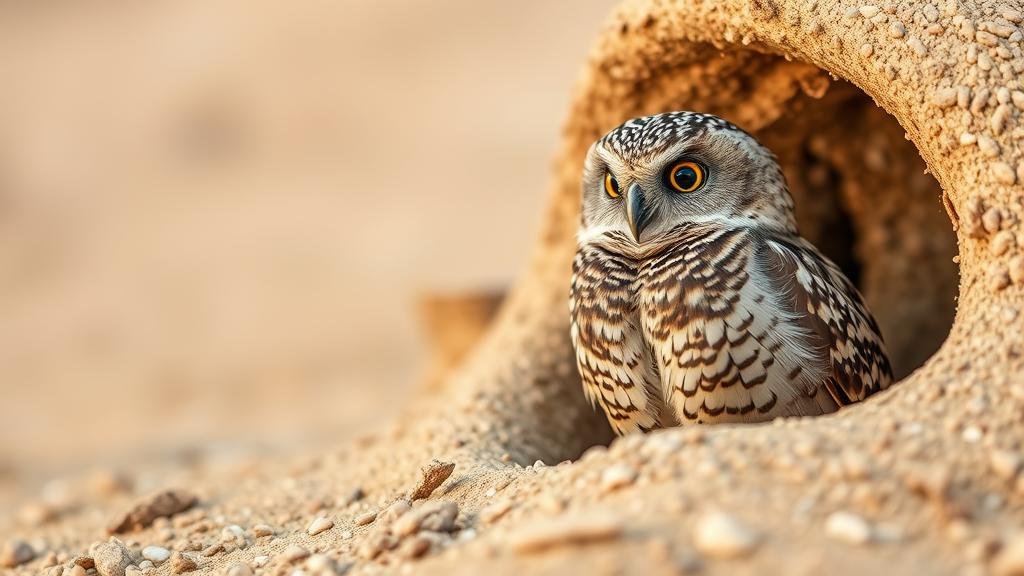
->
[570, 111, 892, 435]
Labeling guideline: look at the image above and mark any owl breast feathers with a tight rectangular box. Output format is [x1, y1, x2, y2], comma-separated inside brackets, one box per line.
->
[570, 111, 892, 434]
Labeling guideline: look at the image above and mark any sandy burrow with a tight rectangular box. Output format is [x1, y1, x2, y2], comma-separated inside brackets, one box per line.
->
[4, 0, 1024, 575]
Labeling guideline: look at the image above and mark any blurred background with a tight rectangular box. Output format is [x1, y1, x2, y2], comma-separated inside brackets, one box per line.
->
[0, 0, 617, 489]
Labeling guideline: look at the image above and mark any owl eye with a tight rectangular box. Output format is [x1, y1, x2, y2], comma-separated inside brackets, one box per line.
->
[604, 172, 621, 198]
[666, 160, 706, 193]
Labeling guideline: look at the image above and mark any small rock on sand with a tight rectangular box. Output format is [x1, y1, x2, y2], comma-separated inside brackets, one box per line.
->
[107, 489, 198, 534]
[0, 539, 35, 568]
[825, 511, 874, 545]
[693, 511, 761, 559]
[600, 464, 638, 492]
[507, 512, 623, 553]
[170, 551, 198, 574]
[393, 501, 459, 536]
[355, 511, 377, 526]
[225, 562, 254, 576]
[281, 544, 310, 563]
[410, 460, 456, 500]
[92, 538, 133, 576]
[307, 515, 335, 536]
[141, 545, 170, 563]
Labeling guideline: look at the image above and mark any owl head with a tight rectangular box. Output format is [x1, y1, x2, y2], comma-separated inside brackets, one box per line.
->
[579, 111, 797, 246]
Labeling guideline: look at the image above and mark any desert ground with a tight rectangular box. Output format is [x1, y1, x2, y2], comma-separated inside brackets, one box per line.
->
[3, 1, 1024, 575]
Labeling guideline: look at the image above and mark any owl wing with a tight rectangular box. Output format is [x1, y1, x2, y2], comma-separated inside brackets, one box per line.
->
[640, 227, 829, 423]
[570, 243, 663, 435]
[759, 235, 894, 406]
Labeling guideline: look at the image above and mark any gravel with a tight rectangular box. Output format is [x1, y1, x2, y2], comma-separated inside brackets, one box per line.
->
[693, 511, 761, 559]
[825, 512, 874, 545]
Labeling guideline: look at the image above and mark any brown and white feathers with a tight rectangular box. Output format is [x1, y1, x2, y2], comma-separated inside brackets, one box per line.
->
[569, 112, 892, 435]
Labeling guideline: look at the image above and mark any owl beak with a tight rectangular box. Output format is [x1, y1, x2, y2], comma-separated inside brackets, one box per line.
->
[626, 183, 652, 242]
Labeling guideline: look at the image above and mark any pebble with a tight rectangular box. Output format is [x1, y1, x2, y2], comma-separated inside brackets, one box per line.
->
[306, 554, 345, 574]
[994, 533, 1024, 576]
[281, 544, 310, 563]
[170, 552, 198, 574]
[825, 511, 874, 545]
[908, 36, 928, 56]
[506, 513, 623, 553]
[978, 135, 1001, 158]
[992, 450, 1023, 480]
[200, 543, 224, 557]
[225, 562, 254, 576]
[393, 501, 459, 536]
[963, 425, 984, 443]
[410, 460, 456, 500]
[693, 511, 761, 559]
[992, 231, 1015, 255]
[889, 21, 906, 38]
[994, 163, 1018, 185]
[355, 511, 378, 526]
[93, 538, 133, 576]
[1014, 91, 1024, 111]
[932, 87, 958, 107]
[252, 555, 269, 568]
[221, 524, 245, 544]
[859, 5, 880, 18]
[307, 515, 334, 536]
[1010, 256, 1024, 285]
[992, 105, 1012, 135]
[251, 524, 275, 538]
[0, 539, 35, 568]
[600, 464, 638, 492]
[107, 489, 198, 534]
[142, 546, 170, 563]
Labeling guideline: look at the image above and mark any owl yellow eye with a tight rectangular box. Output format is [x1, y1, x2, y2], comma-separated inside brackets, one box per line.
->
[604, 172, 620, 198]
[667, 160, 705, 193]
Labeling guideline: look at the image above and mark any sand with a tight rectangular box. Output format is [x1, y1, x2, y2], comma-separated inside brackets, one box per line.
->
[3, 0, 1024, 575]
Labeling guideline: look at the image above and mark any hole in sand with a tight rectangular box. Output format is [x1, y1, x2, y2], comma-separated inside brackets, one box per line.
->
[757, 81, 958, 378]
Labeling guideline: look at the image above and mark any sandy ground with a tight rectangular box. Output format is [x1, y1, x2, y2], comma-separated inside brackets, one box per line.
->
[3, 1, 1024, 575]
[0, 0, 614, 484]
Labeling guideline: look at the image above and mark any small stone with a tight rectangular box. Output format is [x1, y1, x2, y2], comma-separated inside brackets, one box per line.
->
[860, 43, 874, 57]
[992, 231, 1015, 255]
[142, 546, 170, 563]
[992, 105, 1012, 135]
[281, 544, 310, 563]
[18, 502, 57, 527]
[252, 555, 269, 568]
[225, 562, 254, 576]
[977, 30, 1000, 47]
[251, 524, 274, 538]
[1013, 91, 1024, 111]
[410, 460, 456, 500]
[859, 5, 880, 18]
[107, 489, 198, 534]
[307, 515, 334, 536]
[932, 87, 957, 107]
[67, 566, 89, 576]
[825, 511, 874, 545]
[908, 36, 928, 56]
[1009, 256, 1024, 284]
[994, 162, 1018, 185]
[380, 499, 412, 524]
[397, 535, 432, 560]
[394, 501, 459, 536]
[306, 554, 345, 575]
[93, 538, 133, 576]
[600, 464, 638, 492]
[888, 21, 906, 38]
[221, 524, 245, 544]
[200, 543, 224, 557]
[978, 135, 1001, 157]
[1002, 8, 1024, 23]
[170, 552, 198, 574]
[963, 425, 984, 442]
[693, 511, 761, 559]
[983, 207, 1003, 234]
[507, 513, 623, 553]
[0, 539, 35, 568]
[357, 529, 398, 560]
[960, 132, 978, 145]
[355, 511, 377, 526]
[972, 88, 991, 113]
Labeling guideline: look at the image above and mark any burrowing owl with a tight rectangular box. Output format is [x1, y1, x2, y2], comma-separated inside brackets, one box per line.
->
[569, 111, 893, 435]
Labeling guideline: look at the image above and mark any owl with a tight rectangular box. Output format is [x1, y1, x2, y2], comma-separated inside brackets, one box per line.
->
[569, 111, 893, 435]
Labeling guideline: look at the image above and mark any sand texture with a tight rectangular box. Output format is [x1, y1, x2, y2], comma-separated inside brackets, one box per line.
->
[3, 0, 1024, 575]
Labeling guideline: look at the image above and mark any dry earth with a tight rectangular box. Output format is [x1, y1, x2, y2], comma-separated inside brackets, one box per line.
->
[4, 1, 1024, 576]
